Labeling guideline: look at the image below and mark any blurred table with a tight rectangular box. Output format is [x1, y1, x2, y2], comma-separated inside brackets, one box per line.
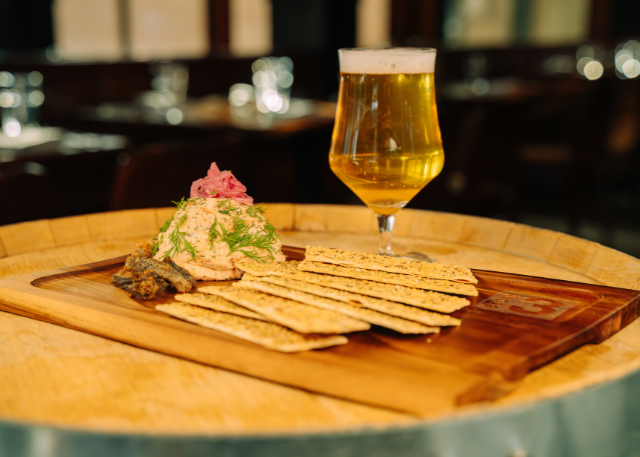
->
[0, 127, 126, 163]
[71, 97, 336, 143]
[1, 205, 640, 457]
[0, 128, 128, 225]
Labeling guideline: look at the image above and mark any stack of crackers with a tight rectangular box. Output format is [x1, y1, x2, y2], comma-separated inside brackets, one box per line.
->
[156, 246, 478, 353]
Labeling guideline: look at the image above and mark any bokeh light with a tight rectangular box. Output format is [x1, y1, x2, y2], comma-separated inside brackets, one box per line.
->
[249, 55, 294, 114]
[623, 59, 640, 78]
[3, 119, 21, 138]
[0, 90, 14, 108]
[228, 84, 253, 107]
[165, 107, 183, 125]
[470, 77, 490, 96]
[576, 56, 593, 75]
[0, 72, 16, 87]
[28, 91, 45, 107]
[615, 41, 640, 79]
[584, 61, 604, 80]
[27, 71, 43, 86]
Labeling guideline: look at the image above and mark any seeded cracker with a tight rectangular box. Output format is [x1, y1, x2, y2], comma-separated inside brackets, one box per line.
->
[237, 280, 439, 334]
[298, 260, 478, 296]
[305, 246, 478, 284]
[236, 261, 470, 313]
[175, 293, 266, 320]
[236, 260, 301, 276]
[199, 286, 370, 333]
[242, 274, 461, 327]
[157, 303, 347, 352]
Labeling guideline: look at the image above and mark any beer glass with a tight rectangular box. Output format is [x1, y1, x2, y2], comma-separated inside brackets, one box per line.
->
[329, 48, 444, 258]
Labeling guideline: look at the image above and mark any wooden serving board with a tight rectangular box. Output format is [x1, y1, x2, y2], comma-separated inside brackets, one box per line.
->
[0, 246, 638, 417]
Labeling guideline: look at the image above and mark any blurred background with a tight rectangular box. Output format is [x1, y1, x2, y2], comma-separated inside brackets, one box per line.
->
[1, 0, 640, 257]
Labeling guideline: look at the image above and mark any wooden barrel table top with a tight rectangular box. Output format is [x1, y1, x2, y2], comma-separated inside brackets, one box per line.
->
[1, 204, 640, 455]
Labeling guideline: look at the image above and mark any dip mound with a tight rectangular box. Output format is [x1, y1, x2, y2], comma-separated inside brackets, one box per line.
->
[153, 198, 285, 280]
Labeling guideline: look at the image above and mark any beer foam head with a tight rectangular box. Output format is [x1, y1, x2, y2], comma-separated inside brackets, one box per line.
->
[339, 48, 436, 74]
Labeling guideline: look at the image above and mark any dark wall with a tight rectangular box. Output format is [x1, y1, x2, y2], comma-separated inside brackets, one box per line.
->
[272, 0, 357, 98]
[0, 0, 53, 51]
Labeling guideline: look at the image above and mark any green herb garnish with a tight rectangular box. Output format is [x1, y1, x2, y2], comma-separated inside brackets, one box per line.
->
[161, 213, 199, 261]
[245, 204, 267, 219]
[151, 215, 174, 255]
[218, 198, 239, 216]
[207, 215, 221, 250]
[208, 203, 279, 262]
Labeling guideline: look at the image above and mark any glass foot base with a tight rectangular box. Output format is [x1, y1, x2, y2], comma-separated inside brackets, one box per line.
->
[402, 251, 435, 263]
[375, 250, 435, 263]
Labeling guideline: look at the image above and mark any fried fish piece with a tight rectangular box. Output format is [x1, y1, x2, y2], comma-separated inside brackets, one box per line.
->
[111, 240, 196, 300]
[130, 239, 154, 259]
[111, 268, 164, 300]
[126, 256, 195, 293]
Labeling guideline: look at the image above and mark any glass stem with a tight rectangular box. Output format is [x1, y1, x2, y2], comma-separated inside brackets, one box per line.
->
[376, 214, 395, 256]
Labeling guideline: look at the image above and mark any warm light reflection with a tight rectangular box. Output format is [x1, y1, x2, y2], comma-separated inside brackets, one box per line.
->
[0, 72, 15, 87]
[576, 56, 593, 75]
[228, 83, 253, 106]
[576, 45, 604, 81]
[250, 56, 293, 114]
[28, 91, 45, 107]
[584, 61, 604, 80]
[576, 45, 595, 60]
[27, 71, 43, 86]
[470, 77, 490, 96]
[623, 59, 640, 78]
[615, 41, 640, 79]
[166, 107, 183, 125]
[3, 119, 21, 138]
[0, 90, 14, 108]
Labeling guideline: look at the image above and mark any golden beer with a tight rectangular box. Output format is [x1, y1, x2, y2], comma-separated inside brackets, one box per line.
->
[329, 51, 444, 216]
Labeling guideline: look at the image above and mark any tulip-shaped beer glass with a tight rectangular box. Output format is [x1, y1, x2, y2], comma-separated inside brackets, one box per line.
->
[329, 48, 444, 258]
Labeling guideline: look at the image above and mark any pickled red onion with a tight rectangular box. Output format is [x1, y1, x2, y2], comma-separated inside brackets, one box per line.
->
[190, 163, 253, 204]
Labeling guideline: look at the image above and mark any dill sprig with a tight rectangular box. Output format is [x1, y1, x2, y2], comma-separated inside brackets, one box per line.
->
[218, 198, 239, 216]
[245, 204, 267, 219]
[151, 215, 174, 255]
[162, 213, 199, 261]
[172, 197, 188, 211]
[207, 215, 221, 250]
[207, 206, 279, 262]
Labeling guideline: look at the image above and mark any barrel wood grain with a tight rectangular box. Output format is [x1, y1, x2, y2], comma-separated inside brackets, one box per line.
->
[1, 204, 639, 434]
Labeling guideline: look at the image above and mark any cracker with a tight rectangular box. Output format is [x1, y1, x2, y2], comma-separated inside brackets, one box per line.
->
[299, 260, 478, 296]
[175, 293, 266, 320]
[305, 246, 477, 284]
[236, 261, 469, 313]
[237, 260, 300, 276]
[243, 274, 460, 327]
[157, 303, 347, 352]
[237, 279, 440, 334]
[199, 286, 370, 334]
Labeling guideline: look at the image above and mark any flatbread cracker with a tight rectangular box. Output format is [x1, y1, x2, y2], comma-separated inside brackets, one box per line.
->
[305, 246, 477, 284]
[175, 293, 266, 320]
[237, 280, 440, 334]
[299, 260, 478, 296]
[157, 303, 347, 352]
[242, 274, 460, 327]
[236, 260, 300, 276]
[236, 261, 470, 313]
[199, 286, 370, 334]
